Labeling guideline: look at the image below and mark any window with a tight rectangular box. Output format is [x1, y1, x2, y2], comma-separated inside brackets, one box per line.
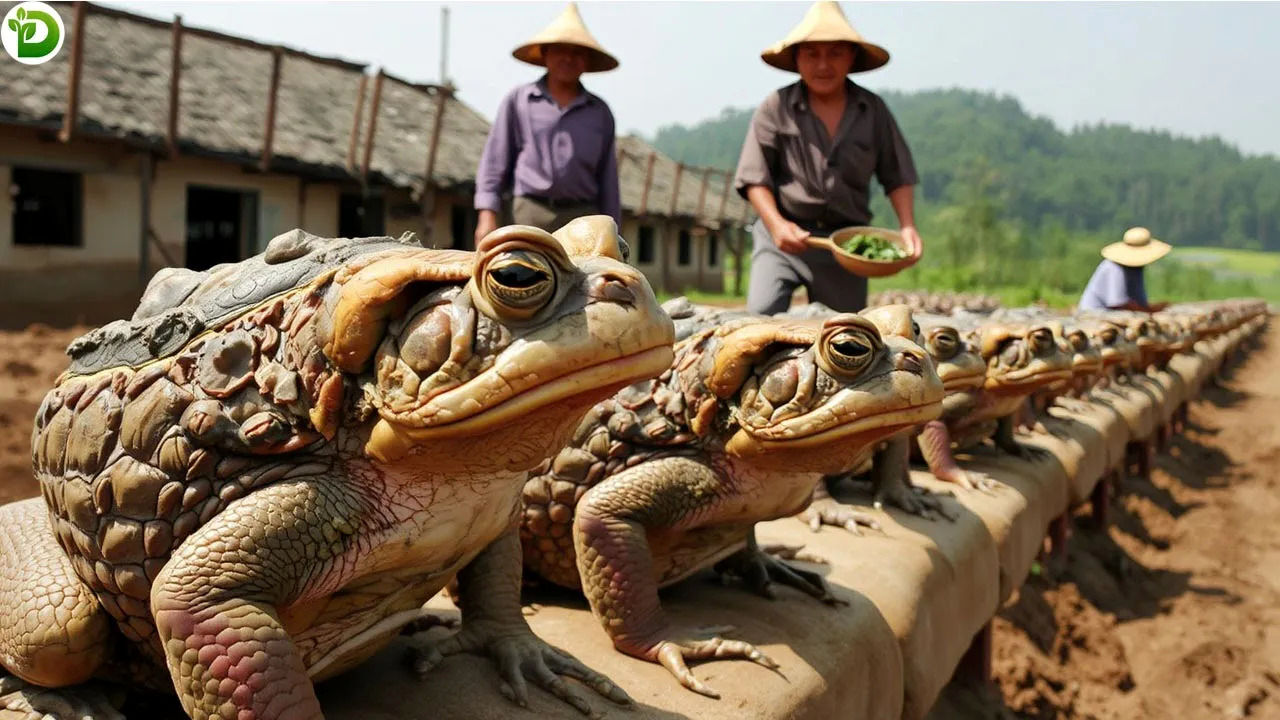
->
[451, 204, 475, 250]
[185, 186, 258, 271]
[707, 232, 719, 267]
[677, 229, 691, 266]
[636, 225, 655, 264]
[339, 192, 385, 237]
[11, 167, 82, 247]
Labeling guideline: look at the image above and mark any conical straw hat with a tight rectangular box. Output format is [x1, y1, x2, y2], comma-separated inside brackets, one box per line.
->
[1101, 227, 1172, 267]
[512, 3, 619, 73]
[761, 1, 889, 74]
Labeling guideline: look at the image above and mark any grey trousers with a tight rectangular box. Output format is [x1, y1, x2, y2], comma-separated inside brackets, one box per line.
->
[512, 196, 599, 233]
[746, 221, 868, 315]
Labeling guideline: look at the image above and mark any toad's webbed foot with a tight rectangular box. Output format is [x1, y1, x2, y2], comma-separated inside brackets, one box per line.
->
[625, 628, 780, 699]
[408, 623, 632, 715]
[0, 676, 126, 720]
[758, 542, 828, 565]
[714, 541, 845, 606]
[797, 494, 882, 535]
[875, 475, 957, 521]
[399, 612, 461, 635]
[917, 420, 1003, 494]
[412, 531, 632, 716]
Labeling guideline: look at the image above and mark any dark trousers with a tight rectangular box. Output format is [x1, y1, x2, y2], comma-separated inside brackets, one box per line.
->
[746, 221, 868, 315]
[512, 196, 599, 234]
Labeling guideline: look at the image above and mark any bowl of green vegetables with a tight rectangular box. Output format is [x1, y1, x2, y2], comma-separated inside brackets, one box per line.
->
[806, 226, 919, 278]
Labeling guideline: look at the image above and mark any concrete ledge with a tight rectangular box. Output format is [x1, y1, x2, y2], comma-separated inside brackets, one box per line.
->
[315, 353, 1218, 720]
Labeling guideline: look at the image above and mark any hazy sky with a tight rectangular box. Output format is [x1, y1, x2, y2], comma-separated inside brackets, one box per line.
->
[106, 1, 1280, 158]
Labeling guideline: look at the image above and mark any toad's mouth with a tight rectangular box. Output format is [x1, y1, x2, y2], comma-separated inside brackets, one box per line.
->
[941, 369, 987, 392]
[725, 399, 942, 455]
[985, 366, 1074, 394]
[366, 345, 673, 459]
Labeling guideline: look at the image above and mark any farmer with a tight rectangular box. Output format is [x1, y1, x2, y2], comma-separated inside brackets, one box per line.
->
[1078, 227, 1171, 311]
[735, 0, 921, 314]
[473, 2, 621, 244]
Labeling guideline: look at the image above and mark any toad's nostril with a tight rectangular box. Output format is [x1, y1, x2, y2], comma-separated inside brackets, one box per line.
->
[589, 273, 636, 305]
[895, 352, 924, 375]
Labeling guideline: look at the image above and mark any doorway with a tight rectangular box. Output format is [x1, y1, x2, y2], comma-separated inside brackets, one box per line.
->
[185, 186, 258, 271]
[339, 191, 385, 237]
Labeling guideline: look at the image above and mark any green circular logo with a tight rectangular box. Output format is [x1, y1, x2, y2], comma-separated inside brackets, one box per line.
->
[3, 2, 65, 65]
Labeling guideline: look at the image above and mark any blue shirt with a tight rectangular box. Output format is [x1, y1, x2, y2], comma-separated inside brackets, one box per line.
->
[1078, 259, 1148, 310]
[474, 75, 621, 225]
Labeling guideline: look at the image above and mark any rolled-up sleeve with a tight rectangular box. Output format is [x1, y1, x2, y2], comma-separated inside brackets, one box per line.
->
[474, 90, 520, 212]
[872, 98, 918, 193]
[596, 107, 621, 226]
[734, 94, 780, 199]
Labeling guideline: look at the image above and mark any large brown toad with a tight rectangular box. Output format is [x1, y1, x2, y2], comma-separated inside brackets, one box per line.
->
[0, 217, 674, 719]
[520, 303, 943, 697]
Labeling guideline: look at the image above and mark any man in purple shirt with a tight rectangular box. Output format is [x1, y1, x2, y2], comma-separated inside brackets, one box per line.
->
[474, 3, 621, 245]
[1078, 227, 1171, 311]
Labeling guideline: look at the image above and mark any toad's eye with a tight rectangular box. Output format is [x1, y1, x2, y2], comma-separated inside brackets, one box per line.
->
[826, 330, 876, 374]
[484, 250, 556, 314]
[930, 330, 959, 360]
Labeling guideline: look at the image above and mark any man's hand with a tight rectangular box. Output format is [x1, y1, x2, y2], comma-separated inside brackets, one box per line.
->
[900, 225, 924, 259]
[767, 219, 811, 255]
[474, 209, 499, 246]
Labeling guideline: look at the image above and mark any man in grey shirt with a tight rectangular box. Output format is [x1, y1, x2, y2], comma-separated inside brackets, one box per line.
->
[735, 1, 921, 314]
[1078, 227, 1171, 311]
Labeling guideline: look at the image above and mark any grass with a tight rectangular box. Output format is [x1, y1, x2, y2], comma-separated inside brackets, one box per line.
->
[653, 246, 1280, 310]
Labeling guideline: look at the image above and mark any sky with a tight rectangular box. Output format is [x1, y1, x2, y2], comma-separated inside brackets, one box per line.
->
[105, 1, 1280, 158]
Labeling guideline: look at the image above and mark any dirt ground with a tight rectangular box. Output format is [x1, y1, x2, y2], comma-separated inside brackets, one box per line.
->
[0, 321, 1276, 719]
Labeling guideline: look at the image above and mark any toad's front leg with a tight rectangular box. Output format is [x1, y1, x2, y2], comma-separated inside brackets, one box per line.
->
[151, 480, 362, 720]
[574, 456, 779, 699]
[408, 529, 633, 716]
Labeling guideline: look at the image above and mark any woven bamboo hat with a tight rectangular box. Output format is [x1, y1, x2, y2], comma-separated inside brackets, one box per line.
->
[512, 3, 619, 73]
[761, 1, 889, 73]
[1102, 227, 1172, 267]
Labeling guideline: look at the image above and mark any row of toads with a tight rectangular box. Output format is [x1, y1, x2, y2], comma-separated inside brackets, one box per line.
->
[0, 218, 1266, 719]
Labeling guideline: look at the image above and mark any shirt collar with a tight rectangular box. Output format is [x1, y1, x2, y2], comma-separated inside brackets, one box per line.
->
[788, 78, 869, 113]
[529, 74, 596, 108]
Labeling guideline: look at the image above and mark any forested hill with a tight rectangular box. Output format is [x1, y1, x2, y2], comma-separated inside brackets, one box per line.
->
[651, 89, 1280, 252]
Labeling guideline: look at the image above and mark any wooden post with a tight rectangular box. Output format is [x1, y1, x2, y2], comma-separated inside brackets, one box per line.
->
[138, 152, 153, 287]
[637, 151, 656, 216]
[694, 167, 711, 220]
[419, 85, 451, 243]
[58, 1, 87, 143]
[346, 73, 369, 173]
[716, 170, 732, 221]
[732, 228, 745, 295]
[166, 15, 183, 156]
[260, 46, 284, 171]
[359, 71, 385, 182]
[668, 162, 684, 217]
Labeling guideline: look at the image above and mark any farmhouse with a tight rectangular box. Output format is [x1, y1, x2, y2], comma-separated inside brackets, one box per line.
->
[0, 2, 749, 325]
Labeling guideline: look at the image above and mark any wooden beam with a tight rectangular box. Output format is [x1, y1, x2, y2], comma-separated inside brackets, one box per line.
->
[637, 151, 656, 216]
[260, 46, 284, 172]
[668, 162, 684, 217]
[166, 15, 183, 157]
[716, 170, 733, 222]
[138, 152, 153, 287]
[359, 70, 385, 182]
[695, 167, 711, 219]
[422, 85, 451, 193]
[418, 85, 452, 244]
[59, 1, 87, 143]
[346, 73, 368, 173]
